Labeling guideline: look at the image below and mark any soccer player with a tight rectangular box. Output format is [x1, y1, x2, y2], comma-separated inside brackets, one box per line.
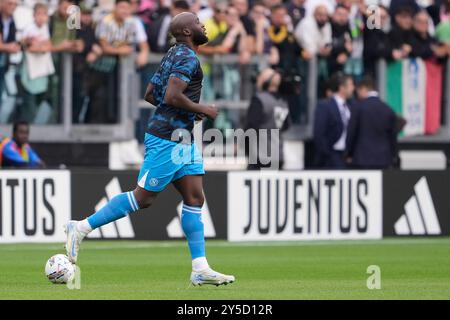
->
[64, 12, 235, 286]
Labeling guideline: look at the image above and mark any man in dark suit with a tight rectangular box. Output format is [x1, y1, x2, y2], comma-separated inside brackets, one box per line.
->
[346, 77, 398, 169]
[313, 73, 354, 169]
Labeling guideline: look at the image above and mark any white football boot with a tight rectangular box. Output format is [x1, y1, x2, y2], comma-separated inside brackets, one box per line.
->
[64, 221, 86, 264]
[191, 268, 235, 287]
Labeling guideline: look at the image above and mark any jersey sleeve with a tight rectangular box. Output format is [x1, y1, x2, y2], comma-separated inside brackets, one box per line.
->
[2, 142, 28, 167]
[169, 52, 198, 84]
[27, 145, 42, 167]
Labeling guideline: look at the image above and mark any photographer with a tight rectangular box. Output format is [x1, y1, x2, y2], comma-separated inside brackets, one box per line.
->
[245, 68, 290, 170]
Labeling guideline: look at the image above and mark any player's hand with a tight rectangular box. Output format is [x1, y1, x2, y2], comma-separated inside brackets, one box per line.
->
[204, 104, 219, 120]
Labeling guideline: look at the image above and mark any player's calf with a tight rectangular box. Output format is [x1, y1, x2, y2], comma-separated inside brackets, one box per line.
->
[64, 190, 142, 263]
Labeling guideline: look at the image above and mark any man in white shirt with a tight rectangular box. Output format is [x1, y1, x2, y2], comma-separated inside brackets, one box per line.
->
[294, 4, 332, 59]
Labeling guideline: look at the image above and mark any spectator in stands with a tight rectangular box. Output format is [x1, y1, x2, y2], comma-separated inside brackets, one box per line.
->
[427, 0, 450, 26]
[73, 2, 97, 123]
[0, 121, 44, 168]
[198, 1, 230, 55]
[147, 0, 171, 53]
[199, 1, 249, 56]
[294, 3, 332, 97]
[245, 68, 290, 170]
[232, 0, 255, 52]
[429, 0, 450, 44]
[147, 0, 190, 53]
[87, 0, 138, 123]
[130, 0, 149, 67]
[389, 6, 415, 60]
[262, 0, 282, 9]
[410, 10, 449, 59]
[363, 5, 391, 77]
[304, 0, 334, 15]
[294, 4, 332, 60]
[250, 2, 279, 64]
[286, 0, 306, 29]
[268, 4, 302, 123]
[196, 0, 215, 22]
[223, 6, 249, 56]
[389, 0, 420, 18]
[50, 0, 77, 53]
[345, 0, 365, 79]
[346, 76, 397, 169]
[313, 73, 354, 169]
[18, 2, 54, 123]
[45, 0, 78, 124]
[336, 0, 352, 10]
[0, 0, 20, 103]
[329, 5, 352, 74]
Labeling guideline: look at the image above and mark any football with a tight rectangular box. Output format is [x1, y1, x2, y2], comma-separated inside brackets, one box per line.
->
[45, 254, 75, 284]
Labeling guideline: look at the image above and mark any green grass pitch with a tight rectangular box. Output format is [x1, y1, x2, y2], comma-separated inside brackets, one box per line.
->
[0, 238, 449, 300]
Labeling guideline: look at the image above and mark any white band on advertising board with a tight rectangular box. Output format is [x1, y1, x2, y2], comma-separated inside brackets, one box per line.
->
[228, 171, 382, 241]
[0, 170, 71, 243]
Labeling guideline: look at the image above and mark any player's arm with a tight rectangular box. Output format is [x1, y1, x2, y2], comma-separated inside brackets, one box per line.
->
[144, 83, 155, 105]
[165, 77, 218, 120]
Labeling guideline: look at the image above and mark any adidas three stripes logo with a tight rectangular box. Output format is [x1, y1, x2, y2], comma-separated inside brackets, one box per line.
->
[394, 177, 441, 235]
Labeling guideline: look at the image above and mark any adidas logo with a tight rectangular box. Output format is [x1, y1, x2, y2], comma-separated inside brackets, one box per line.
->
[394, 177, 441, 235]
[166, 201, 216, 238]
[87, 178, 136, 239]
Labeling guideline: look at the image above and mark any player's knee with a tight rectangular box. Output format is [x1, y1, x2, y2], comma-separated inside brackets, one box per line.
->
[137, 198, 153, 209]
[133, 190, 155, 209]
[184, 193, 204, 207]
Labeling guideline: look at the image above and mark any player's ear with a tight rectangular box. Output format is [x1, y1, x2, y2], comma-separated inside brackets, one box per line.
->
[182, 28, 191, 37]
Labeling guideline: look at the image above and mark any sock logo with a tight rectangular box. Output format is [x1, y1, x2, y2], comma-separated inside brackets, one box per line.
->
[166, 201, 216, 238]
[394, 177, 441, 235]
[87, 178, 136, 239]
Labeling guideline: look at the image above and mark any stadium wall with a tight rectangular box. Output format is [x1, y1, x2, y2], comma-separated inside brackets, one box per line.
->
[0, 170, 449, 243]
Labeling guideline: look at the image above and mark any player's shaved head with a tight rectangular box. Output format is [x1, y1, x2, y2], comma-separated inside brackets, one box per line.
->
[170, 12, 194, 38]
[170, 12, 208, 46]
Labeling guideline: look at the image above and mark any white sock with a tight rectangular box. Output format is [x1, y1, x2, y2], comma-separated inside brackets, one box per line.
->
[192, 257, 210, 272]
[77, 219, 93, 234]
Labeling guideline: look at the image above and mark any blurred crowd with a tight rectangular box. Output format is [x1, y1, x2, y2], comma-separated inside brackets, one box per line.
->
[0, 0, 450, 126]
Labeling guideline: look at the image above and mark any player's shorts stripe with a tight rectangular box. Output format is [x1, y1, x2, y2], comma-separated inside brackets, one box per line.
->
[127, 192, 138, 211]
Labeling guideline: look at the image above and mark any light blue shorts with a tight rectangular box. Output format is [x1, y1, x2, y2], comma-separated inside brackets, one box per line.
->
[137, 133, 204, 192]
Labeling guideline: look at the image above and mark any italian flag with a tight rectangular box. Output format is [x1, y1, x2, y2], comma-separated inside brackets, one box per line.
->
[385, 58, 443, 136]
